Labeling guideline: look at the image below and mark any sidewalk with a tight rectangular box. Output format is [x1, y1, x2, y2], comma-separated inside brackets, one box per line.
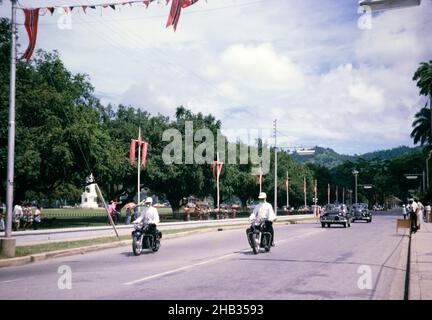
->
[410, 220, 432, 300]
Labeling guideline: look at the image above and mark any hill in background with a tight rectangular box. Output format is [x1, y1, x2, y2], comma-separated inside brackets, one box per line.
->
[290, 145, 422, 168]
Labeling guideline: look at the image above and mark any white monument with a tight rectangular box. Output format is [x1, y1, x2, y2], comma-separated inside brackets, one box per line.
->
[80, 174, 99, 208]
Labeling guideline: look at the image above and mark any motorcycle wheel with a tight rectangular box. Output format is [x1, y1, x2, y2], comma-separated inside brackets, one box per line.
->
[132, 236, 143, 256]
[250, 233, 259, 254]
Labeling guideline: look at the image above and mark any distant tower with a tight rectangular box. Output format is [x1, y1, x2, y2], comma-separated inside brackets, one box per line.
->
[80, 174, 99, 208]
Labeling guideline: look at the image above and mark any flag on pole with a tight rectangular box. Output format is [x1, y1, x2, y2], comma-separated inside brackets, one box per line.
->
[212, 161, 223, 179]
[129, 139, 136, 165]
[314, 180, 317, 194]
[21, 9, 40, 61]
[141, 142, 149, 167]
[285, 177, 288, 189]
[303, 177, 306, 193]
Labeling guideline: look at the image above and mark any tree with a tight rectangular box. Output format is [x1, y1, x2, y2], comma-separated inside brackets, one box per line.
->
[411, 107, 431, 146]
[413, 61, 432, 98]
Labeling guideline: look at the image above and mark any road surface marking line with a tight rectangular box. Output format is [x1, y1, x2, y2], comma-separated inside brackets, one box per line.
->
[0, 278, 25, 284]
[124, 253, 237, 285]
[125, 229, 323, 285]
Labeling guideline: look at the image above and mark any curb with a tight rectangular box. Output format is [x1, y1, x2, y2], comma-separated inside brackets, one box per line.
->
[388, 229, 410, 300]
[0, 219, 317, 268]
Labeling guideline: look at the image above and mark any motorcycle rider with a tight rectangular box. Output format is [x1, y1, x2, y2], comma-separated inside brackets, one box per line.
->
[247, 192, 277, 246]
[133, 197, 160, 238]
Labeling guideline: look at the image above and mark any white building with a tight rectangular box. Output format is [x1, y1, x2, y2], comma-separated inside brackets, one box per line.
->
[80, 174, 99, 209]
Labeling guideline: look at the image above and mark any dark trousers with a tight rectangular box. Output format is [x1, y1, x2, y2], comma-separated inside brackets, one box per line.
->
[265, 221, 274, 244]
[410, 212, 418, 232]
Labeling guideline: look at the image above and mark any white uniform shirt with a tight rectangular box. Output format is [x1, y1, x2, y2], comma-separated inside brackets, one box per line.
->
[13, 205, 23, 222]
[249, 202, 276, 224]
[412, 201, 419, 212]
[134, 206, 160, 225]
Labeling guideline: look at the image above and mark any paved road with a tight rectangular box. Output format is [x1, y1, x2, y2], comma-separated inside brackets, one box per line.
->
[0, 211, 408, 300]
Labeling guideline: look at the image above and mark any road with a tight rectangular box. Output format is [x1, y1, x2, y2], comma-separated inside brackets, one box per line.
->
[0, 211, 408, 300]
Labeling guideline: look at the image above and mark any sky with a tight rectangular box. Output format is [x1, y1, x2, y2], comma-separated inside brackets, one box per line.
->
[1, 0, 431, 155]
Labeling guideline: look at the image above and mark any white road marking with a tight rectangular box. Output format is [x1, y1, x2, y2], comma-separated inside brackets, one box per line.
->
[124, 252, 238, 285]
[0, 278, 25, 284]
[124, 228, 324, 286]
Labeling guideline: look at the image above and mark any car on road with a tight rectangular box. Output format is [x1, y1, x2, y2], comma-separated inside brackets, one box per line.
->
[351, 203, 372, 223]
[320, 203, 351, 228]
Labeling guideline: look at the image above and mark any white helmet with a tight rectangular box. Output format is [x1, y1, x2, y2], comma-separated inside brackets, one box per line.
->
[144, 197, 153, 204]
[258, 192, 267, 199]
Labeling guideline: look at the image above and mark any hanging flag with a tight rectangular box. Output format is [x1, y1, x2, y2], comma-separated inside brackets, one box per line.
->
[284, 177, 288, 189]
[256, 176, 261, 185]
[82, 6, 88, 13]
[141, 142, 149, 167]
[47, 7, 54, 15]
[303, 177, 306, 193]
[21, 9, 40, 62]
[110, 4, 116, 10]
[212, 161, 223, 179]
[314, 180, 317, 194]
[166, 0, 199, 31]
[130, 139, 136, 165]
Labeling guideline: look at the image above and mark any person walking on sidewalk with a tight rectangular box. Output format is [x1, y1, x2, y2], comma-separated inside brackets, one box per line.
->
[409, 198, 419, 233]
[402, 204, 407, 220]
[424, 204, 431, 223]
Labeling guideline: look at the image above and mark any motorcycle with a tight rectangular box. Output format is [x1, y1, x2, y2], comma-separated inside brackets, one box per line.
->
[246, 220, 272, 254]
[131, 222, 162, 256]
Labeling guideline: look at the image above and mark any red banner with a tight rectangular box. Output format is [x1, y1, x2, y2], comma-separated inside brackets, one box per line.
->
[129, 139, 136, 165]
[141, 142, 149, 167]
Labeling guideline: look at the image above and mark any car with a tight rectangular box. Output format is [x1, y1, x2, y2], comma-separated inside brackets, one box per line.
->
[320, 203, 352, 228]
[351, 203, 372, 223]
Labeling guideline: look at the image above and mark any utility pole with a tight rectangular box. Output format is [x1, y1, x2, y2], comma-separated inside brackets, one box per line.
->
[3, 0, 17, 257]
[286, 170, 289, 209]
[342, 187, 345, 204]
[304, 177, 307, 207]
[137, 127, 141, 205]
[273, 119, 277, 213]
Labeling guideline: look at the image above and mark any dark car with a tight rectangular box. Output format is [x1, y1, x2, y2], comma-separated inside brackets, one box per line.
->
[351, 203, 372, 223]
[320, 204, 351, 228]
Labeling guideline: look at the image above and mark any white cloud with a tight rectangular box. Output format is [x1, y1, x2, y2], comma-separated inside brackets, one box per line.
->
[1, 0, 431, 154]
[220, 43, 305, 91]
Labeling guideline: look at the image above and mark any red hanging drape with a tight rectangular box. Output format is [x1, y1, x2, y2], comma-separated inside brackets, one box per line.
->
[21, 9, 40, 61]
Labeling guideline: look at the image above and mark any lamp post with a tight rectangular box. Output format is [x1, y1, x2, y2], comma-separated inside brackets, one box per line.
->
[426, 150, 432, 190]
[352, 170, 359, 204]
[405, 173, 426, 194]
[359, 0, 421, 12]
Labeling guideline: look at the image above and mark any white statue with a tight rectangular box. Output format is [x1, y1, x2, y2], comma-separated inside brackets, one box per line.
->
[80, 174, 99, 208]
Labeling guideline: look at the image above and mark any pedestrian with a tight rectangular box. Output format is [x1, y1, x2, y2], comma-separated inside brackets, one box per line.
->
[416, 198, 423, 230]
[33, 205, 42, 230]
[408, 198, 419, 233]
[424, 203, 431, 223]
[0, 212, 4, 232]
[108, 200, 121, 225]
[12, 202, 23, 231]
[125, 207, 132, 225]
[402, 204, 407, 220]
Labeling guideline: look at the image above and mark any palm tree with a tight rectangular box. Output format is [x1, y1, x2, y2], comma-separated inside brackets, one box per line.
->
[411, 107, 431, 146]
[411, 61, 432, 147]
[413, 61, 432, 99]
